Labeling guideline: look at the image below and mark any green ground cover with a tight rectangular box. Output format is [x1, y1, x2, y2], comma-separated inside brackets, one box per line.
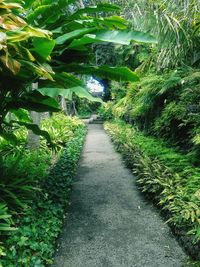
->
[0, 114, 86, 267]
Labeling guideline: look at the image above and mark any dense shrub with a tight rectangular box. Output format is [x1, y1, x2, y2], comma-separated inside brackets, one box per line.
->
[1, 126, 86, 267]
[98, 102, 114, 120]
[104, 69, 200, 161]
[76, 98, 101, 119]
[0, 114, 86, 266]
[105, 120, 200, 260]
[40, 113, 84, 150]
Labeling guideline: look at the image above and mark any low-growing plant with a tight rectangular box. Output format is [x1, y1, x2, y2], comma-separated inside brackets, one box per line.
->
[0, 148, 51, 210]
[1, 124, 86, 266]
[0, 203, 16, 260]
[105, 121, 200, 257]
[0, 113, 86, 266]
[41, 113, 84, 149]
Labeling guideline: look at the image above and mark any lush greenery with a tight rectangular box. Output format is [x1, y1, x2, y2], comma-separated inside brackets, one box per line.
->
[92, 0, 200, 70]
[99, 2, 200, 258]
[1, 0, 200, 265]
[0, 113, 86, 266]
[76, 98, 101, 119]
[0, 0, 157, 145]
[101, 68, 200, 262]
[105, 120, 200, 260]
[0, 1, 158, 265]
[101, 69, 200, 163]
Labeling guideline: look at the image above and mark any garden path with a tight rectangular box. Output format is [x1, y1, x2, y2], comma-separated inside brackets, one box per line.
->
[52, 124, 186, 267]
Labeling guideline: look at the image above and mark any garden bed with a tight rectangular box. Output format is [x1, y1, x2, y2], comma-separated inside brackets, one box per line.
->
[105, 120, 200, 263]
[0, 114, 86, 267]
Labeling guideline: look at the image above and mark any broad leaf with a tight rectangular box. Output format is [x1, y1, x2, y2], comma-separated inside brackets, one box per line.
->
[57, 64, 139, 82]
[9, 109, 32, 123]
[27, 5, 52, 23]
[68, 30, 158, 48]
[38, 87, 73, 100]
[54, 72, 84, 87]
[0, 224, 17, 231]
[70, 86, 103, 103]
[0, 2, 22, 9]
[18, 61, 54, 81]
[0, 55, 21, 74]
[0, 132, 18, 144]
[32, 37, 55, 59]
[7, 26, 50, 43]
[56, 28, 96, 45]
[8, 91, 60, 112]
[37, 87, 103, 103]
[74, 16, 128, 30]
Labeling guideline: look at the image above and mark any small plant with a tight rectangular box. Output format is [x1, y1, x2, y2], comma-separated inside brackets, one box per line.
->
[0, 203, 16, 259]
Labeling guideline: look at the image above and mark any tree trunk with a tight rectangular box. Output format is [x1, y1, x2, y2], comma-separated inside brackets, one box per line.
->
[60, 96, 68, 115]
[27, 83, 41, 149]
[27, 111, 41, 149]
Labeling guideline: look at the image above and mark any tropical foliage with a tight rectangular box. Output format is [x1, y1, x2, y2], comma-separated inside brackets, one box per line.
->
[93, 0, 200, 69]
[1, 0, 200, 265]
[0, 0, 157, 144]
[0, 1, 158, 264]
[102, 69, 200, 161]
[0, 113, 86, 265]
[99, 0, 200, 263]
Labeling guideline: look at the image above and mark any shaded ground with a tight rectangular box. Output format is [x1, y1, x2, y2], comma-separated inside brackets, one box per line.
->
[52, 124, 186, 267]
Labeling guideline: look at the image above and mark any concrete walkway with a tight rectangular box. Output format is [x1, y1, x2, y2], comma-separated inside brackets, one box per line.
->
[52, 124, 186, 267]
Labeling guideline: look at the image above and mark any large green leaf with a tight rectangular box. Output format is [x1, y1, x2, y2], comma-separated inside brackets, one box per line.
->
[8, 91, 60, 112]
[0, 132, 18, 144]
[32, 37, 55, 59]
[37, 87, 73, 100]
[57, 64, 139, 82]
[9, 109, 32, 123]
[56, 28, 96, 45]
[0, 224, 17, 231]
[68, 30, 158, 48]
[70, 86, 103, 103]
[27, 5, 52, 23]
[37, 87, 103, 103]
[95, 30, 158, 44]
[72, 16, 127, 30]
[54, 72, 84, 87]
[0, 2, 22, 9]
[18, 61, 54, 81]
[92, 66, 140, 82]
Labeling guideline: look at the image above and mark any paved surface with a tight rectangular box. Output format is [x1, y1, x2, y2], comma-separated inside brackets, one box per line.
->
[52, 124, 186, 267]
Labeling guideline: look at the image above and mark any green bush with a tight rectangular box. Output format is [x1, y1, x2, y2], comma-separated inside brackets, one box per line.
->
[40, 113, 84, 150]
[98, 102, 114, 120]
[0, 114, 86, 266]
[76, 98, 101, 119]
[1, 126, 86, 266]
[0, 150, 51, 210]
[108, 69, 200, 160]
[0, 113, 84, 210]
